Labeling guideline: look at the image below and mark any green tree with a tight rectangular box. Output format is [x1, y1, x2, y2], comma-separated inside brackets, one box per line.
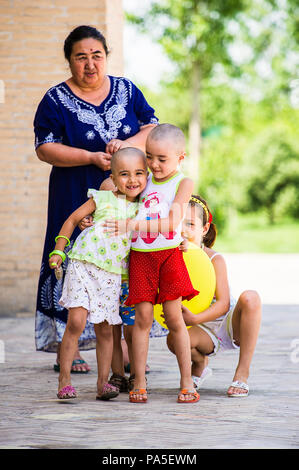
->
[239, 128, 299, 224]
[127, 0, 248, 185]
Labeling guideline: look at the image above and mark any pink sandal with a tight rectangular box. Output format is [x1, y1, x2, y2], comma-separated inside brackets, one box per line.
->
[96, 382, 119, 401]
[57, 385, 77, 399]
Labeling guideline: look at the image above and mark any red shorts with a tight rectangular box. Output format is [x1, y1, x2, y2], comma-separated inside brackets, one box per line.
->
[125, 247, 199, 306]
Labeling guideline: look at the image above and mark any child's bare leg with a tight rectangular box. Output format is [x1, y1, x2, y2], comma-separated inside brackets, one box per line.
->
[111, 324, 125, 376]
[163, 298, 195, 400]
[121, 338, 130, 368]
[94, 321, 114, 394]
[131, 302, 153, 399]
[228, 290, 262, 396]
[188, 326, 214, 376]
[124, 325, 134, 375]
[58, 307, 88, 391]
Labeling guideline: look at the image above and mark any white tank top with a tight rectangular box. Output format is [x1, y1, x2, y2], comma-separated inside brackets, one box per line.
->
[131, 172, 185, 251]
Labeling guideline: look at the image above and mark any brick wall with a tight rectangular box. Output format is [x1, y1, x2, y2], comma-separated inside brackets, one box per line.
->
[0, 0, 124, 315]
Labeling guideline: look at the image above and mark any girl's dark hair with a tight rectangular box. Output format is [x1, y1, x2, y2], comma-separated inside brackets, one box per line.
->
[64, 25, 109, 62]
[189, 195, 217, 248]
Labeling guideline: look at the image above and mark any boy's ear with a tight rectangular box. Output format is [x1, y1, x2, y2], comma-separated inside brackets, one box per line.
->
[179, 151, 186, 162]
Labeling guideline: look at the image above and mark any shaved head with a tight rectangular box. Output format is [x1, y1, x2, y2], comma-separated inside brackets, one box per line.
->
[110, 147, 147, 174]
[147, 123, 185, 153]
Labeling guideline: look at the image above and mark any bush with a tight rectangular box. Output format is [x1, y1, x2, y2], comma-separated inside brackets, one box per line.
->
[238, 127, 299, 224]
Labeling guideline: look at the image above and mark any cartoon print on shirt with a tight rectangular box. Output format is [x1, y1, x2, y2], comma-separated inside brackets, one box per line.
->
[132, 191, 176, 244]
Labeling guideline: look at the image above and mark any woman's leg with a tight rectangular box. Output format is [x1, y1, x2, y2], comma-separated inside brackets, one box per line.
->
[94, 321, 114, 395]
[228, 290, 262, 396]
[130, 302, 153, 400]
[56, 342, 90, 372]
[58, 307, 88, 391]
[163, 298, 196, 401]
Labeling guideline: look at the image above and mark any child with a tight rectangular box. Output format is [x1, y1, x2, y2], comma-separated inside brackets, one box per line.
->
[79, 179, 169, 394]
[103, 124, 200, 404]
[167, 195, 262, 397]
[48, 147, 148, 400]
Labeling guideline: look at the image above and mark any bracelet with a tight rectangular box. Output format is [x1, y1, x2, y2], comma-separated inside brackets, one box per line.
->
[55, 235, 70, 247]
[49, 250, 66, 263]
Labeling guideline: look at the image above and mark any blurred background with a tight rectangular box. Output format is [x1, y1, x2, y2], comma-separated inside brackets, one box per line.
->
[0, 0, 298, 316]
[123, 0, 299, 253]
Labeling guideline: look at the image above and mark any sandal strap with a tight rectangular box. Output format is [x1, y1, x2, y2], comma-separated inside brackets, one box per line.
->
[129, 388, 147, 395]
[72, 359, 86, 365]
[180, 388, 198, 395]
[230, 381, 249, 391]
[102, 382, 118, 393]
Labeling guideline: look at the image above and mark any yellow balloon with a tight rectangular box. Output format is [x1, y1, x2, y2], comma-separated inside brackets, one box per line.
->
[154, 243, 216, 329]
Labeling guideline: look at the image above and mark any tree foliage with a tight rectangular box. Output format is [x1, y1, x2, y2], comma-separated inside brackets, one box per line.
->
[126, 0, 299, 227]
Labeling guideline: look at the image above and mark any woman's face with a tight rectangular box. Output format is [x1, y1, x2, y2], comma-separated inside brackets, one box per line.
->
[69, 37, 107, 89]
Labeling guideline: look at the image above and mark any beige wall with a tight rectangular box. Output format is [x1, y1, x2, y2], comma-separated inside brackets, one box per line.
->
[0, 0, 124, 315]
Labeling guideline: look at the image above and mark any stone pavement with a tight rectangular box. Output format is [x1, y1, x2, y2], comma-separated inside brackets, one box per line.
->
[0, 253, 299, 450]
[0, 304, 298, 450]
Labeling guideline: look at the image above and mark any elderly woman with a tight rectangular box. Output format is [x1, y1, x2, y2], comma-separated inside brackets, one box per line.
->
[34, 25, 158, 372]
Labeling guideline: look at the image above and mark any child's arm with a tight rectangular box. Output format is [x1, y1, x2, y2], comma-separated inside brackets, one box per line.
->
[49, 198, 96, 269]
[104, 177, 194, 235]
[100, 176, 116, 191]
[181, 254, 231, 326]
[78, 178, 115, 231]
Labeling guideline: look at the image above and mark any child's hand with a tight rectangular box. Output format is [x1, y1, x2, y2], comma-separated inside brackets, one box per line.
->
[102, 218, 131, 236]
[49, 254, 63, 270]
[179, 237, 189, 252]
[78, 215, 94, 231]
[181, 305, 197, 326]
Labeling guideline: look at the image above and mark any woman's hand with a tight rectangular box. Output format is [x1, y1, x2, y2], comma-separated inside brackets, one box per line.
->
[102, 218, 132, 236]
[90, 151, 112, 170]
[78, 215, 94, 231]
[105, 139, 129, 155]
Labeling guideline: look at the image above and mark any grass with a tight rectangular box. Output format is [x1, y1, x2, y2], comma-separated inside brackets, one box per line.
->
[214, 214, 299, 253]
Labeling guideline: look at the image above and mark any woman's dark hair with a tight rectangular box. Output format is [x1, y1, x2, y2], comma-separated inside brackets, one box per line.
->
[64, 25, 109, 62]
[190, 195, 217, 248]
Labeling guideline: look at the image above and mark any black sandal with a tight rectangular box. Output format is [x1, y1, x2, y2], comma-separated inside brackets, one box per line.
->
[108, 373, 129, 392]
[128, 374, 135, 392]
[128, 374, 147, 392]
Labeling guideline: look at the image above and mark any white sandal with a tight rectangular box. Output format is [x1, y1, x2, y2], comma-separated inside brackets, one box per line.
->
[192, 367, 213, 390]
[227, 380, 249, 397]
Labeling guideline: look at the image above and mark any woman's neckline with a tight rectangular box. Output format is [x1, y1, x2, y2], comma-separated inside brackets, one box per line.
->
[63, 75, 113, 108]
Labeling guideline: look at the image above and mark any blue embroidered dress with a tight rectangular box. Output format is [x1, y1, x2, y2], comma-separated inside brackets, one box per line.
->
[34, 76, 159, 352]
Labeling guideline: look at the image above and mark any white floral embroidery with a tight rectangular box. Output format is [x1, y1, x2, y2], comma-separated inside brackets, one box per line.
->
[54, 78, 130, 144]
[86, 130, 95, 140]
[35, 132, 62, 149]
[123, 125, 131, 134]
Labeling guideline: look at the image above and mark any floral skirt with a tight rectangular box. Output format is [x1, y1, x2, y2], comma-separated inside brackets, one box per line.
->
[59, 260, 122, 325]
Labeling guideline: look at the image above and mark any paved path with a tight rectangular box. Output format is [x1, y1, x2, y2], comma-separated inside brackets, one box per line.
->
[0, 254, 298, 450]
[0, 304, 298, 450]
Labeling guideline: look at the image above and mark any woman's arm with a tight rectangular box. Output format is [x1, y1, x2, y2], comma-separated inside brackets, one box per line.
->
[36, 143, 112, 170]
[105, 124, 156, 154]
[181, 254, 231, 326]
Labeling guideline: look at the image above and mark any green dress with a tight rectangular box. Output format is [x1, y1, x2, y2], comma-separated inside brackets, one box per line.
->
[68, 189, 139, 275]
